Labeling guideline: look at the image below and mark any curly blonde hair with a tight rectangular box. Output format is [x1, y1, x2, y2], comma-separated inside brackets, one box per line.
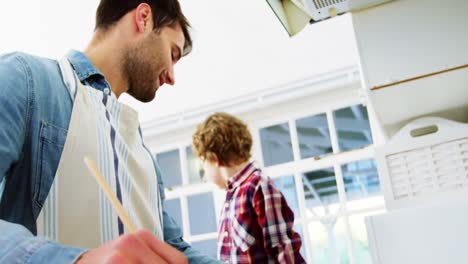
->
[192, 112, 252, 166]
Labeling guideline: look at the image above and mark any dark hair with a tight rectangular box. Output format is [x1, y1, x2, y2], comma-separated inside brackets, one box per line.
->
[95, 0, 192, 55]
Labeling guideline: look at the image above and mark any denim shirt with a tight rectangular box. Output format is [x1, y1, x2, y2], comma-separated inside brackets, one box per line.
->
[0, 51, 220, 264]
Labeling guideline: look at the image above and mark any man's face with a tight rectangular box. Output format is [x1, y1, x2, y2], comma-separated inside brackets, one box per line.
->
[122, 23, 185, 102]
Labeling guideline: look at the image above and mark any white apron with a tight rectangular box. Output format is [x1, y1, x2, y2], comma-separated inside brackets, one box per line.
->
[36, 58, 163, 248]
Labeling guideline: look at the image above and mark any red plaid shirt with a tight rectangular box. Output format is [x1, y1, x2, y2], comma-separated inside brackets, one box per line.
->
[217, 162, 306, 263]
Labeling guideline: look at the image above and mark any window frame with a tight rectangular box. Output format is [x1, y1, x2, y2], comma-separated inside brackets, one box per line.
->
[151, 87, 386, 262]
[252, 98, 385, 263]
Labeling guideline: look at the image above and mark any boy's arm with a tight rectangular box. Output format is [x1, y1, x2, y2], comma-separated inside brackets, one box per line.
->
[253, 179, 305, 263]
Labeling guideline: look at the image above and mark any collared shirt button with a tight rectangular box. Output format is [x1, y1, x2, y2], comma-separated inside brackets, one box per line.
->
[224, 231, 228, 237]
[103, 88, 110, 95]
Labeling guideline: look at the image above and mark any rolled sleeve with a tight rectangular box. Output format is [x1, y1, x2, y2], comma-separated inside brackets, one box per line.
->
[0, 220, 86, 264]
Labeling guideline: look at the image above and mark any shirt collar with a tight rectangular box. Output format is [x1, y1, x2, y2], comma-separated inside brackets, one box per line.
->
[227, 161, 258, 190]
[65, 50, 110, 92]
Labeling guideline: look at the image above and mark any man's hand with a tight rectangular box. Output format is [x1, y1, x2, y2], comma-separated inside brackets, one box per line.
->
[75, 229, 187, 264]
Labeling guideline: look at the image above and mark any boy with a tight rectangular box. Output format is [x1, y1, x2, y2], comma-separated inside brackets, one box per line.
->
[192, 112, 306, 263]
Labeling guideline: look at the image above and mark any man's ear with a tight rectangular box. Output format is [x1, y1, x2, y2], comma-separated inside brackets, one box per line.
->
[134, 3, 153, 33]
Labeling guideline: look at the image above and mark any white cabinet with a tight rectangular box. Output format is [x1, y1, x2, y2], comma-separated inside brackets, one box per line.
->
[366, 201, 468, 264]
[351, 0, 468, 138]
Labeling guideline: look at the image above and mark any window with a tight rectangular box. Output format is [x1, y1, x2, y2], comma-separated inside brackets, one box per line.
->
[0, 178, 5, 201]
[191, 239, 218, 258]
[186, 146, 205, 184]
[164, 198, 183, 233]
[333, 105, 373, 151]
[294, 224, 306, 257]
[302, 168, 340, 217]
[155, 144, 218, 255]
[187, 192, 217, 235]
[259, 123, 294, 166]
[308, 218, 350, 264]
[156, 149, 182, 188]
[257, 104, 384, 263]
[153, 100, 384, 263]
[273, 175, 300, 218]
[296, 113, 332, 159]
[342, 159, 380, 201]
[347, 210, 385, 264]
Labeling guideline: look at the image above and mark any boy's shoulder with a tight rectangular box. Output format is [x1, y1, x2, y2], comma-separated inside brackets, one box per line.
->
[240, 169, 274, 191]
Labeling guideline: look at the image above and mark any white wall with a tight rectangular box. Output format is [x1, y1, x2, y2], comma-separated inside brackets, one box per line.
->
[0, 1, 97, 58]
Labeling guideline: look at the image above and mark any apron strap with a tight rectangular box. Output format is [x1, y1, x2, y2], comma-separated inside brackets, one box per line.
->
[58, 57, 79, 101]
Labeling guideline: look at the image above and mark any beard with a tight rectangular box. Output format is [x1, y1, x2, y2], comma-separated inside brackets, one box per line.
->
[121, 36, 163, 103]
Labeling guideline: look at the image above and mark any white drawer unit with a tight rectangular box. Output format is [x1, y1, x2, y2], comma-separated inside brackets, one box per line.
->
[376, 117, 468, 210]
[366, 201, 468, 264]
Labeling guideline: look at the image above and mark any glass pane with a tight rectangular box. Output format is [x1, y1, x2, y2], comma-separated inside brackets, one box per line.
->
[333, 105, 373, 152]
[188, 192, 217, 235]
[260, 123, 294, 167]
[302, 168, 341, 217]
[348, 210, 385, 264]
[296, 113, 333, 159]
[186, 146, 205, 184]
[0, 178, 5, 202]
[308, 218, 350, 264]
[156, 149, 182, 188]
[191, 239, 218, 258]
[294, 224, 307, 259]
[347, 195, 385, 212]
[341, 159, 380, 201]
[273, 176, 300, 218]
[164, 199, 183, 233]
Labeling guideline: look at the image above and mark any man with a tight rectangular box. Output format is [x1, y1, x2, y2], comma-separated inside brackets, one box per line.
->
[0, 1, 220, 263]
